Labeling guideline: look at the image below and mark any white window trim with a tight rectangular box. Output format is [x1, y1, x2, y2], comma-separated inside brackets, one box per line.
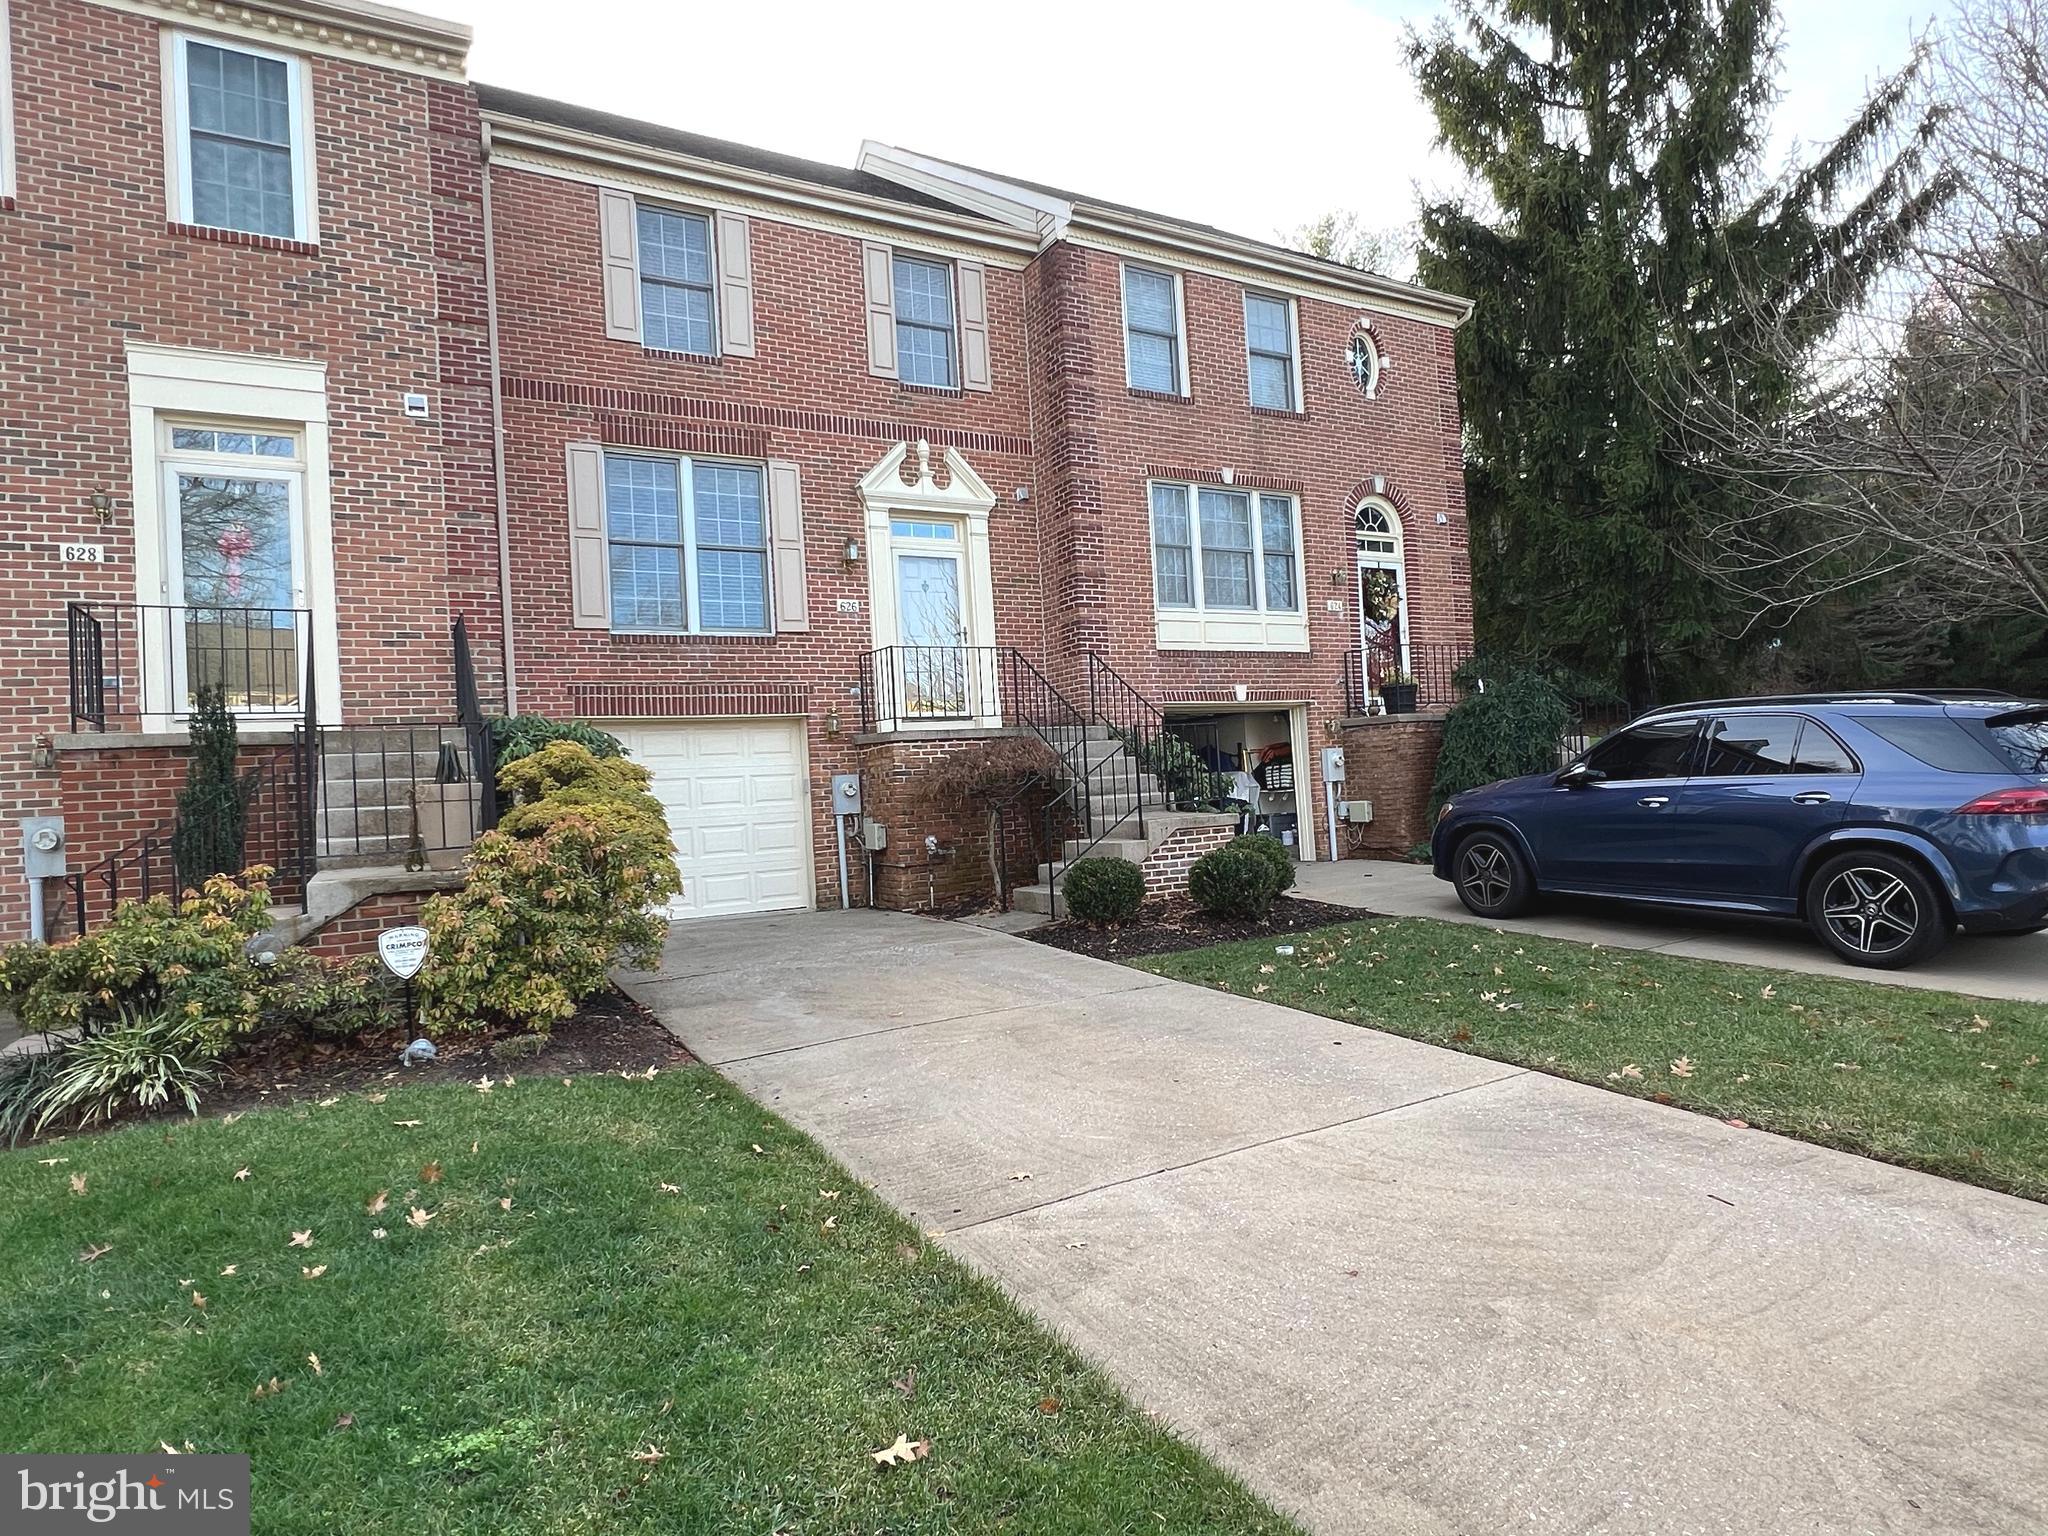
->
[636, 200, 719, 358]
[0, 0, 16, 204]
[1120, 261, 1188, 396]
[1243, 288, 1303, 413]
[601, 450, 772, 637]
[1148, 478, 1308, 653]
[163, 29, 318, 244]
[124, 342, 339, 730]
[891, 250, 962, 390]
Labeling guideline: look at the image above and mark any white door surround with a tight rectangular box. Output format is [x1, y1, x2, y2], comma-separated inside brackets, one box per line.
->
[857, 439, 1000, 729]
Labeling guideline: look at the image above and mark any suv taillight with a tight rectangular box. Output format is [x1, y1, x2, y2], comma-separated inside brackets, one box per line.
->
[1956, 786, 2048, 815]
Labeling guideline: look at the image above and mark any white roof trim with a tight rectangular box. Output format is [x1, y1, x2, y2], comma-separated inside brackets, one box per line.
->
[857, 440, 997, 519]
[857, 142, 1071, 239]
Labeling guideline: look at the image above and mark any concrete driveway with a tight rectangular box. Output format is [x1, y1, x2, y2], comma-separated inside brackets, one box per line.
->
[622, 909, 2048, 1536]
[1297, 859, 2048, 1004]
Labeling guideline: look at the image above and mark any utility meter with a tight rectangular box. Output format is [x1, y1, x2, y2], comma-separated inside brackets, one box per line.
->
[1320, 746, 1347, 783]
[830, 773, 862, 816]
[20, 817, 66, 879]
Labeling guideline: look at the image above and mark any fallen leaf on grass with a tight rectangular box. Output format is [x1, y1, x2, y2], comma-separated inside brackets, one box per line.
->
[393, 1120, 423, 1129]
[1669, 1056, 1696, 1079]
[499, 1197, 513, 1212]
[421, 1162, 443, 1184]
[870, 1433, 931, 1469]
[405, 1207, 434, 1229]
[1037, 1397, 1061, 1415]
[370, 1229, 387, 1240]
[629, 1445, 666, 1464]
[190, 1292, 206, 1310]
[289, 1230, 314, 1249]
[317, 1097, 340, 1109]
[892, 1368, 917, 1399]
[233, 1168, 251, 1182]
[79, 1244, 112, 1263]
[750, 1143, 766, 1156]
[332, 1413, 355, 1432]
[1760, 985, 1776, 1000]
[37, 1157, 67, 1166]
[69, 1173, 87, 1196]
[219, 1264, 237, 1277]
[658, 1183, 680, 1195]
[366, 1093, 387, 1104]
[301, 1265, 327, 1279]
[474, 1076, 494, 1095]
[251, 1377, 285, 1400]
[366, 1190, 388, 1215]
[821, 1216, 838, 1232]
[819, 1189, 841, 1200]
[307, 1353, 322, 1376]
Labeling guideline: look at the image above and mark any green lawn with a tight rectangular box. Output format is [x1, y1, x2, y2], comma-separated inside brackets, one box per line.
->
[1141, 916, 2048, 1203]
[0, 1068, 1297, 1536]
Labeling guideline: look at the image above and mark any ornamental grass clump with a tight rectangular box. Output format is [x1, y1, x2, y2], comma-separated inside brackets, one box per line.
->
[420, 742, 680, 1035]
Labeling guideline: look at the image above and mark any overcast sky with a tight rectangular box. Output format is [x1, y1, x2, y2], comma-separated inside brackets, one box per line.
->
[432, 0, 1944, 252]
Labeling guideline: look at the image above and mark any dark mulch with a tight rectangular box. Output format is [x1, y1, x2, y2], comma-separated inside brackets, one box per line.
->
[1023, 894, 1376, 960]
[204, 987, 691, 1116]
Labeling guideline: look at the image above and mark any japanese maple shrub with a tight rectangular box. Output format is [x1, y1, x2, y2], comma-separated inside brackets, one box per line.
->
[419, 742, 680, 1034]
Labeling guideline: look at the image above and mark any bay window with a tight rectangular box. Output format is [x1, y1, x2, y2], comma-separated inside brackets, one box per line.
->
[1150, 480, 1302, 619]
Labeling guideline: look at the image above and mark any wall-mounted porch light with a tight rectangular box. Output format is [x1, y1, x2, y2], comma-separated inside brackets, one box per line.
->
[90, 489, 115, 525]
[843, 537, 862, 565]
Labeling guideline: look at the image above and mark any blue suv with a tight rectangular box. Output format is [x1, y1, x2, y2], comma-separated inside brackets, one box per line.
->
[1431, 692, 2048, 968]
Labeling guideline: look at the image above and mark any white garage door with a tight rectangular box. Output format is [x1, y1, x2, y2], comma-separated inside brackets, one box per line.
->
[605, 721, 812, 920]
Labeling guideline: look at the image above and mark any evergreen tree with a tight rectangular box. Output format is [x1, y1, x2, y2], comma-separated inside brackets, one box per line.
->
[1409, 0, 1944, 707]
[172, 686, 247, 890]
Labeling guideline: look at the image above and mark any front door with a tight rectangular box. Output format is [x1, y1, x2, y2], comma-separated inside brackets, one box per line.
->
[1356, 563, 1406, 698]
[891, 516, 968, 718]
[162, 426, 307, 715]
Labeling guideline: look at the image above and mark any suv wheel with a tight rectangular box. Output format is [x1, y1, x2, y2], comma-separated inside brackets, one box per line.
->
[1805, 851, 1951, 969]
[1453, 831, 1535, 919]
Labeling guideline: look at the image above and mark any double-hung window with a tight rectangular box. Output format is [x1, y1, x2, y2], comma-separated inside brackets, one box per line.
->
[1243, 291, 1298, 410]
[604, 452, 770, 634]
[893, 254, 958, 388]
[1150, 481, 1300, 615]
[1123, 265, 1184, 394]
[638, 206, 717, 356]
[169, 33, 312, 242]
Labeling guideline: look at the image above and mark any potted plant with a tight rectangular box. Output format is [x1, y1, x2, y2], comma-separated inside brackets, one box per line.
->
[1379, 671, 1419, 715]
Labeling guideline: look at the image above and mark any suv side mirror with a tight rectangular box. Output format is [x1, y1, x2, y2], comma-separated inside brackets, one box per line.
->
[1556, 763, 1603, 788]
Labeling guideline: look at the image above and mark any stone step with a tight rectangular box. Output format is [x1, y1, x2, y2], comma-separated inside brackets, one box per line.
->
[1011, 882, 1057, 916]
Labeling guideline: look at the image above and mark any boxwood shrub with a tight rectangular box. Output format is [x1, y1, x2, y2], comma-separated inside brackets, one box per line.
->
[1061, 857, 1145, 925]
[1188, 843, 1281, 920]
[1231, 833, 1296, 894]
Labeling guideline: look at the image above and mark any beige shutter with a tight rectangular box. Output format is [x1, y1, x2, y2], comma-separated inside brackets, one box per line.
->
[766, 459, 809, 633]
[861, 241, 897, 378]
[957, 260, 992, 392]
[598, 188, 642, 344]
[715, 210, 756, 358]
[566, 442, 611, 629]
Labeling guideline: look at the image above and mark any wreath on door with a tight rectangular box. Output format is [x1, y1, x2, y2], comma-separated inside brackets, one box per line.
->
[1361, 568, 1402, 622]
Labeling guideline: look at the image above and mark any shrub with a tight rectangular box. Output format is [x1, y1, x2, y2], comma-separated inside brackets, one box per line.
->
[490, 714, 625, 769]
[1428, 664, 1576, 819]
[171, 686, 248, 888]
[1187, 843, 1282, 920]
[1231, 833, 1296, 895]
[259, 951, 387, 1040]
[419, 742, 680, 1034]
[1061, 857, 1145, 925]
[0, 870, 273, 1057]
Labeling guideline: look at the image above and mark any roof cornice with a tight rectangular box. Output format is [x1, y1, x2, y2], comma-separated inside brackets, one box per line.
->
[481, 110, 1042, 258]
[1070, 206, 1474, 328]
[84, 0, 470, 78]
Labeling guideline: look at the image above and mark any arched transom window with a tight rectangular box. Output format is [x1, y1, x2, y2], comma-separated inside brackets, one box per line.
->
[1355, 500, 1402, 561]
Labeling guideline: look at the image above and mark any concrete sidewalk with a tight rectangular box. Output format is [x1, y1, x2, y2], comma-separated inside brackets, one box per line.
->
[1295, 857, 2048, 1003]
[624, 908, 2048, 1536]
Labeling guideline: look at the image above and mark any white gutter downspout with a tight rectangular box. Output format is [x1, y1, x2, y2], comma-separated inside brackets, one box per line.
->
[479, 121, 520, 716]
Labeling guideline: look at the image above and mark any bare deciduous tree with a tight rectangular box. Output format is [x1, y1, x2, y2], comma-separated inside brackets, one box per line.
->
[1678, 0, 2048, 632]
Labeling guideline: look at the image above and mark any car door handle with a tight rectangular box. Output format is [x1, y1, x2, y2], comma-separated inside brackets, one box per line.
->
[1792, 791, 1833, 805]
[1637, 795, 1669, 808]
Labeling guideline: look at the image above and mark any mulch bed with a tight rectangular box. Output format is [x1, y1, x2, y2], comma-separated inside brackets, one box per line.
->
[203, 987, 691, 1117]
[1023, 894, 1376, 961]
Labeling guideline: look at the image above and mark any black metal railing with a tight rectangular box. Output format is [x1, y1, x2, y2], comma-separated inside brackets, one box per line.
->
[56, 737, 316, 939]
[314, 722, 487, 865]
[1342, 638, 1476, 715]
[452, 615, 501, 835]
[66, 602, 315, 732]
[858, 645, 1013, 730]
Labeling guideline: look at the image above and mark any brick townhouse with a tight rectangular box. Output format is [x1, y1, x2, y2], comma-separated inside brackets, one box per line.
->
[0, 0, 1474, 946]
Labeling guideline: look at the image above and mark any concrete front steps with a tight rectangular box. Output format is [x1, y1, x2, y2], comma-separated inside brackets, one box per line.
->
[1011, 811, 1241, 915]
[316, 725, 473, 867]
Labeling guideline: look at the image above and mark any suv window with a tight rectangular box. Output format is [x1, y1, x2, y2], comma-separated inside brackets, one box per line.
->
[1980, 713, 2048, 776]
[1850, 715, 2007, 773]
[1702, 715, 1800, 775]
[1794, 720, 1857, 774]
[1585, 717, 1699, 781]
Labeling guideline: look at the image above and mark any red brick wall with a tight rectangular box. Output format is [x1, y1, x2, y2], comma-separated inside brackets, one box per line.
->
[857, 734, 1066, 913]
[304, 889, 433, 959]
[1338, 715, 1446, 859]
[0, 0, 493, 939]
[1139, 821, 1237, 896]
